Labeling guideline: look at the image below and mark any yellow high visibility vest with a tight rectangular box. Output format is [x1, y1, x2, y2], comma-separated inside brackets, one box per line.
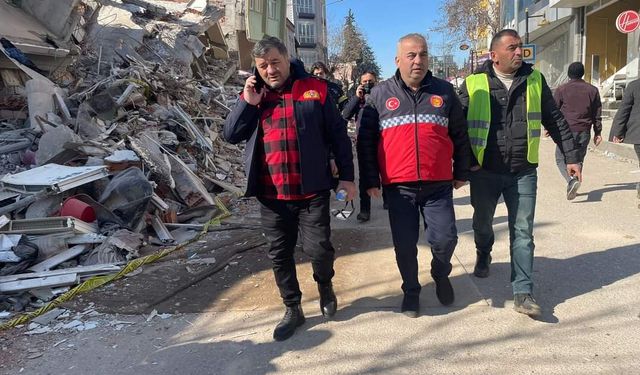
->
[465, 70, 542, 165]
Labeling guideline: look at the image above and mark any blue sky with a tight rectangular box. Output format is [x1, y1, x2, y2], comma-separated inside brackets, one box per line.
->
[325, 0, 467, 79]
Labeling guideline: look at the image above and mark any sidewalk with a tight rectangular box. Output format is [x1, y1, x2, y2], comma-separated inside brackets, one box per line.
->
[2, 140, 639, 374]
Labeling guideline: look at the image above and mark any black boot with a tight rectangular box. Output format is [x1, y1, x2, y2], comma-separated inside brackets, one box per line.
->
[434, 276, 455, 306]
[400, 294, 419, 318]
[273, 304, 305, 341]
[318, 283, 337, 318]
[356, 210, 370, 222]
[473, 251, 491, 278]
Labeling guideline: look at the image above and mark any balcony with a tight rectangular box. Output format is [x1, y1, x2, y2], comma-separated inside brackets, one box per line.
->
[297, 11, 315, 19]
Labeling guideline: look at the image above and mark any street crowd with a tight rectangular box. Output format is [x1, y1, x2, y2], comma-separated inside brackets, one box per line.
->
[223, 29, 640, 341]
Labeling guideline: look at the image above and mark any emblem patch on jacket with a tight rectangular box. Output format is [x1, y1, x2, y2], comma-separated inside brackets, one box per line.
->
[430, 95, 444, 108]
[386, 97, 400, 111]
[303, 90, 320, 100]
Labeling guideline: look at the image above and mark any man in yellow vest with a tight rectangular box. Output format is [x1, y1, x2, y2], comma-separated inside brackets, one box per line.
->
[459, 29, 581, 318]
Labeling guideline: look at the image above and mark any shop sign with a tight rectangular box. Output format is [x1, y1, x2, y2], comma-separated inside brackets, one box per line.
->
[616, 10, 640, 34]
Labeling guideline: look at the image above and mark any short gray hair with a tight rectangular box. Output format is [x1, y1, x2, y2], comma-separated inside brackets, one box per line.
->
[398, 33, 427, 47]
[252, 36, 288, 58]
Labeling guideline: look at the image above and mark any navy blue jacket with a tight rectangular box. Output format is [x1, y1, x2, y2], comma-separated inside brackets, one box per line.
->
[223, 60, 354, 197]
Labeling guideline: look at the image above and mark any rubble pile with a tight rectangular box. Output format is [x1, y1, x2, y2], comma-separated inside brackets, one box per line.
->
[0, 0, 249, 318]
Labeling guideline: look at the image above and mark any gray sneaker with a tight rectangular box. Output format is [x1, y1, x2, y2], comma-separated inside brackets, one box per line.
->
[566, 177, 580, 200]
[513, 293, 542, 317]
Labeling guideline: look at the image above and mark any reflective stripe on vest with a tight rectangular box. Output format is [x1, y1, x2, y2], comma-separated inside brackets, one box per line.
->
[465, 74, 491, 165]
[465, 70, 543, 165]
[526, 70, 542, 163]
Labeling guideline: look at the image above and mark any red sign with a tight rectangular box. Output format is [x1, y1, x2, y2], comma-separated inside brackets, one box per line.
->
[616, 10, 640, 34]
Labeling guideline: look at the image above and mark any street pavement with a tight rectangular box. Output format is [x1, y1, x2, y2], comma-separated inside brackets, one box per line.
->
[3, 138, 640, 374]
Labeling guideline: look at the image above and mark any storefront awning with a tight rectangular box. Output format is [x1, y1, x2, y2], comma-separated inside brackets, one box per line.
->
[550, 0, 599, 8]
[529, 15, 575, 46]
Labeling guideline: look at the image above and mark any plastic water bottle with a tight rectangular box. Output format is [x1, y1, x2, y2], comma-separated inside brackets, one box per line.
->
[336, 189, 347, 201]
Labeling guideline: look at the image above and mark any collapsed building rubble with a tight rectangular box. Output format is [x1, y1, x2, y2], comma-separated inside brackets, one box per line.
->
[0, 0, 252, 321]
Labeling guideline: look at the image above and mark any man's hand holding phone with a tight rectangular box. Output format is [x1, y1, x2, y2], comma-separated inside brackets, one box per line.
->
[244, 73, 264, 106]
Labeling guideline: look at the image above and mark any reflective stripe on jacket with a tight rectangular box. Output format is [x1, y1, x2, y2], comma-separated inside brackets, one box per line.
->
[357, 70, 471, 187]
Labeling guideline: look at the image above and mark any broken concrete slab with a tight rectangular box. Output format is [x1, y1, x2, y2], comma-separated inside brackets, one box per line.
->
[35, 125, 82, 165]
[31, 308, 66, 326]
[86, 5, 145, 67]
[28, 245, 88, 272]
[81, 229, 143, 266]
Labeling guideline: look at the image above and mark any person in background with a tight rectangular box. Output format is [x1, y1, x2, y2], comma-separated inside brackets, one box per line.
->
[553, 61, 602, 200]
[342, 70, 385, 222]
[311, 61, 348, 112]
[611, 77, 640, 207]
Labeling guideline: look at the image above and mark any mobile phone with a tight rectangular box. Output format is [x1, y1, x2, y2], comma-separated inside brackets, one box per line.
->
[252, 67, 264, 91]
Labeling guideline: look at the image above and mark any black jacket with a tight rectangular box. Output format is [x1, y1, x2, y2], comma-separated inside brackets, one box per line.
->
[611, 79, 640, 144]
[459, 61, 578, 173]
[342, 94, 363, 122]
[223, 60, 354, 197]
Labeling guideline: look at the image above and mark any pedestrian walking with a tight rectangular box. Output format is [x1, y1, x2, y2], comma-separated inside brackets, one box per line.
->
[358, 33, 471, 318]
[224, 37, 356, 341]
[459, 29, 581, 317]
[553, 62, 602, 200]
[611, 78, 640, 205]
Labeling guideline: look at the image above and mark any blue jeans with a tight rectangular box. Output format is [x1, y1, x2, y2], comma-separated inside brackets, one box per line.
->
[470, 168, 538, 294]
[384, 183, 458, 296]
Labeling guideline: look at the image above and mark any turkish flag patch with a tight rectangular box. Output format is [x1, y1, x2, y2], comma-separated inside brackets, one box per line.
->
[386, 97, 400, 111]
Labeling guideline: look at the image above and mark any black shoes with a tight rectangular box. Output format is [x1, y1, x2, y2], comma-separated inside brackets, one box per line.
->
[566, 177, 580, 200]
[318, 283, 337, 318]
[273, 304, 305, 341]
[400, 294, 419, 318]
[473, 251, 491, 278]
[356, 210, 370, 223]
[434, 276, 455, 306]
[513, 293, 542, 317]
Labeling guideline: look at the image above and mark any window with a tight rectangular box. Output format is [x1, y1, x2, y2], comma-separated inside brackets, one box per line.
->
[299, 51, 318, 66]
[295, 0, 314, 14]
[249, 0, 263, 12]
[296, 21, 315, 44]
[267, 0, 277, 19]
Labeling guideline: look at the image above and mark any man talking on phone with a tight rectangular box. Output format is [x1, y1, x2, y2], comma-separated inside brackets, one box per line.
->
[224, 36, 355, 341]
[342, 71, 384, 222]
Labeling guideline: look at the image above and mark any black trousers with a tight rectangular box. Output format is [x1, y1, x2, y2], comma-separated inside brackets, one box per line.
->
[258, 192, 335, 307]
[384, 183, 458, 297]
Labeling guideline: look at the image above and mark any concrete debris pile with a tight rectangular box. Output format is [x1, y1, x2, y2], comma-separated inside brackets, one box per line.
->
[0, 0, 249, 316]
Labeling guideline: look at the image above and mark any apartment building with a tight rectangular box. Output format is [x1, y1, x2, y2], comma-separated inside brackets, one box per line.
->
[289, 0, 328, 67]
